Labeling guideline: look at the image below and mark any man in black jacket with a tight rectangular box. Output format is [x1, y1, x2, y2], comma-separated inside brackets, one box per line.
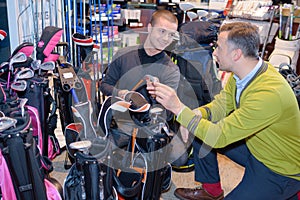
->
[100, 9, 180, 98]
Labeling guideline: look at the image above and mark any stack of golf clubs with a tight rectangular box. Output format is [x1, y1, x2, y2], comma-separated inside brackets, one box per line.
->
[0, 48, 57, 156]
[0, 52, 56, 93]
[178, 2, 220, 23]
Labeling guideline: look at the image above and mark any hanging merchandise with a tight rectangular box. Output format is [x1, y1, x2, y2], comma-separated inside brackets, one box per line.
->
[15, 0, 63, 53]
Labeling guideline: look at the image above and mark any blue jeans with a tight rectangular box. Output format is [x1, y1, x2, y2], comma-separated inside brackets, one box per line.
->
[192, 138, 300, 199]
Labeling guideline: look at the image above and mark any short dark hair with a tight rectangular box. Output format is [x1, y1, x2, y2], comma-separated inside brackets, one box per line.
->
[220, 22, 260, 58]
[150, 10, 178, 27]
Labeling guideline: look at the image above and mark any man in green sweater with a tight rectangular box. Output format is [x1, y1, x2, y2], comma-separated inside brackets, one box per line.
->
[147, 22, 300, 199]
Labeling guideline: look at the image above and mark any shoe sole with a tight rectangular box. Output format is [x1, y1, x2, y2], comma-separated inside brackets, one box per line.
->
[174, 191, 224, 200]
[174, 192, 191, 200]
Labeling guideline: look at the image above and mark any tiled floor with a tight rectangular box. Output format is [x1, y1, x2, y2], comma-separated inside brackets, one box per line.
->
[51, 123, 245, 199]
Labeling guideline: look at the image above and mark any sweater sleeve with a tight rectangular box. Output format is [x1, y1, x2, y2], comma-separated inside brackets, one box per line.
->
[177, 77, 282, 148]
[196, 74, 236, 122]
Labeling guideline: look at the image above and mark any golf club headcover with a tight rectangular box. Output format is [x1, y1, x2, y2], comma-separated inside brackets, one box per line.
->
[43, 53, 60, 63]
[124, 91, 151, 126]
[0, 29, 7, 41]
[36, 26, 63, 62]
[72, 33, 93, 46]
[11, 42, 34, 58]
[124, 91, 150, 112]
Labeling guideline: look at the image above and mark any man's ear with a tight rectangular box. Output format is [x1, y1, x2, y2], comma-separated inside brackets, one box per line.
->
[232, 48, 242, 61]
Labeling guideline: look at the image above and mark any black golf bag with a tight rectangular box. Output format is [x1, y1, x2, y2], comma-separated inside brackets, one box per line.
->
[63, 136, 115, 200]
[18, 76, 61, 160]
[98, 94, 173, 200]
[0, 86, 61, 200]
[60, 61, 116, 200]
[169, 21, 222, 171]
[278, 63, 300, 108]
[14, 25, 63, 160]
[174, 20, 221, 106]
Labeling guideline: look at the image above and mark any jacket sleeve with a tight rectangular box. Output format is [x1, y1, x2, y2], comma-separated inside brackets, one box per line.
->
[163, 62, 180, 91]
[100, 54, 122, 97]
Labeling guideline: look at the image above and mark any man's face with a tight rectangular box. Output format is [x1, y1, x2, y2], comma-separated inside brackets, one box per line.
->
[147, 18, 178, 51]
[213, 31, 235, 72]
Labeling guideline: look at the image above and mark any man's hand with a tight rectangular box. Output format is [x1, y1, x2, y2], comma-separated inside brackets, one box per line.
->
[145, 75, 159, 99]
[147, 82, 184, 115]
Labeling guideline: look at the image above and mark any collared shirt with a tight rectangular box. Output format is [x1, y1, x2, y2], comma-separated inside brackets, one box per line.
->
[233, 58, 262, 103]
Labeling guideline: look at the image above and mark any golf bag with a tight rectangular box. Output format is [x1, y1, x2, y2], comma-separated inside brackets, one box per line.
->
[268, 37, 300, 71]
[18, 76, 60, 160]
[60, 61, 116, 200]
[98, 94, 172, 200]
[0, 86, 61, 200]
[63, 136, 115, 200]
[278, 63, 300, 108]
[169, 20, 221, 171]
[174, 20, 221, 106]
[0, 40, 61, 160]
[13, 41, 61, 160]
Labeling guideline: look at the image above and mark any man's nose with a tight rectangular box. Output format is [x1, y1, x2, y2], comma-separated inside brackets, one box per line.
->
[162, 33, 170, 40]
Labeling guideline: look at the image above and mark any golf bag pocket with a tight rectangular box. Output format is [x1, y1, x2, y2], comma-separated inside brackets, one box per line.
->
[111, 150, 145, 200]
[113, 167, 144, 199]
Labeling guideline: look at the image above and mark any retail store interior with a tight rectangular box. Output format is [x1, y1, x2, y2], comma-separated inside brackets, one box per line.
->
[0, 0, 299, 199]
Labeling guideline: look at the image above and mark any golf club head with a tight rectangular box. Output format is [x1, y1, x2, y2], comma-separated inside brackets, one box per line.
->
[14, 68, 34, 82]
[40, 61, 56, 71]
[0, 62, 9, 73]
[187, 11, 198, 21]
[69, 140, 92, 152]
[0, 62, 9, 69]
[9, 52, 27, 70]
[31, 59, 41, 71]
[179, 2, 195, 12]
[207, 11, 219, 20]
[0, 117, 17, 132]
[10, 80, 27, 91]
[197, 10, 208, 20]
[149, 107, 164, 115]
[179, 2, 195, 23]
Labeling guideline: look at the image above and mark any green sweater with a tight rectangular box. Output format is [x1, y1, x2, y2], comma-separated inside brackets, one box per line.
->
[177, 62, 300, 180]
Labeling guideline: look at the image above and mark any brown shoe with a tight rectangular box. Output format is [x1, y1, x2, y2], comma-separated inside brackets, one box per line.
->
[174, 186, 224, 200]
